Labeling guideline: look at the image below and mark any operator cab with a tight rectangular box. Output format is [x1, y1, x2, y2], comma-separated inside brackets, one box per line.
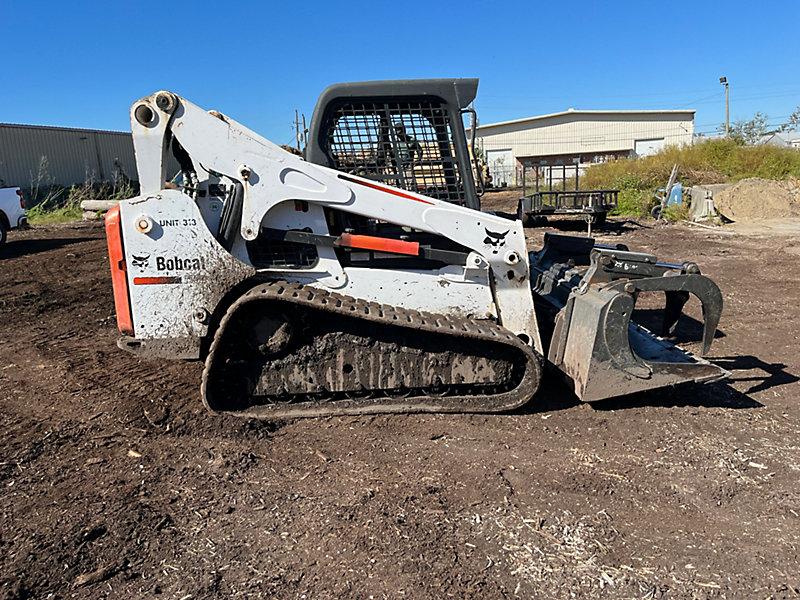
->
[306, 79, 483, 210]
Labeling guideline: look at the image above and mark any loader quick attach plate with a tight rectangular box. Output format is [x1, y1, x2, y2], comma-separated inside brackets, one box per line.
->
[201, 282, 542, 419]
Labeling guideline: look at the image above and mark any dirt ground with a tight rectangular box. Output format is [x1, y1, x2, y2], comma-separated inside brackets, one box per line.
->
[2, 201, 800, 599]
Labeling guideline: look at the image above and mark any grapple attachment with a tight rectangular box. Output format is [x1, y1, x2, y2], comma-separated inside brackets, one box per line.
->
[531, 234, 728, 402]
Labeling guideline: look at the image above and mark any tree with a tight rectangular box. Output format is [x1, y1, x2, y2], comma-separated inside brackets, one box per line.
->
[718, 112, 769, 145]
[778, 106, 800, 133]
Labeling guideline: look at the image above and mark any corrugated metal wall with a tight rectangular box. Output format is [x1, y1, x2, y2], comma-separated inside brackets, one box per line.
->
[477, 112, 695, 161]
[0, 124, 138, 189]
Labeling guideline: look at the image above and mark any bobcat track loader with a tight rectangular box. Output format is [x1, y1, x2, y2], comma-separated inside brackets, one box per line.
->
[105, 79, 728, 419]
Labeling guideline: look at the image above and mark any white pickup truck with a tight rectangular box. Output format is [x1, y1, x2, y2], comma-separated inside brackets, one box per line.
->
[0, 187, 28, 245]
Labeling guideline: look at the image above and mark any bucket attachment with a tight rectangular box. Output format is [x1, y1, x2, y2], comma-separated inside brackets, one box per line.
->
[531, 234, 728, 402]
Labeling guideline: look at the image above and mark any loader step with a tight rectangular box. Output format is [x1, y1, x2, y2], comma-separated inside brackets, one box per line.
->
[201, 281, 542, 419]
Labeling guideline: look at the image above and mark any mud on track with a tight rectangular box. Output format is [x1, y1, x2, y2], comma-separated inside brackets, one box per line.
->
[1, 219, 799, 599]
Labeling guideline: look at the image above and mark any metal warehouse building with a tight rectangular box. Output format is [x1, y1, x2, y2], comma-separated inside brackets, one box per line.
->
[0, 123, 138, 190]
[475, 109, 695, 186]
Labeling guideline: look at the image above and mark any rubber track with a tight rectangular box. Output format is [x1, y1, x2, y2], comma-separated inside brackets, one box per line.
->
[201, 281, 542, 419]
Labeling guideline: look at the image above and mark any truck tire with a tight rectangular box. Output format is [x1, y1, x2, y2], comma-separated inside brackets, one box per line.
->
[590, 212, 607, 227]
[531, 215, 548, 227]
[516, 201, 532, 227]
[0, 221, 7, 246]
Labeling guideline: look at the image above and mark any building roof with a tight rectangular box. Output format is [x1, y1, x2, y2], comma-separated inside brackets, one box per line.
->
[758, 130, 800, 145]
[0, 122, 130, 136]
[477, 108, 697, 130]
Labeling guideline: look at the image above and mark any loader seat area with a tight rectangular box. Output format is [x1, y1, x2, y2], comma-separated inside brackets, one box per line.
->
[305, 79, 481, 212]
[319, 98, 467, 206]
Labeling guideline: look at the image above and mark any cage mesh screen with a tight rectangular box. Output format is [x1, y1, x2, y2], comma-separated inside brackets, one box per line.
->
[324, 100, 465, 204]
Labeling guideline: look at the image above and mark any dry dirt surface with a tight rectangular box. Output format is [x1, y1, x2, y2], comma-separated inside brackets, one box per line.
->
[2, 217, 800, 599]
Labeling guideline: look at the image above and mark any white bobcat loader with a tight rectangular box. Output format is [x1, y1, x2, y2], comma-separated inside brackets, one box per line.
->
[105, 80, 727, 418]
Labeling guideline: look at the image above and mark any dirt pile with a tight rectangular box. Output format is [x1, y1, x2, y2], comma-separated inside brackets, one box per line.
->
[715, 177, 800, 221]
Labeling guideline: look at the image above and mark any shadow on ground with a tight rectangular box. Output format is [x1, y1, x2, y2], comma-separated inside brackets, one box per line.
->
[713, 355, 800, 395]
[539, 218, 650, 237]
[518, 354, 788, 414]
[0, 237, 96, 260]
[591, 380, 763, 411]
[507, 216, 650, 237]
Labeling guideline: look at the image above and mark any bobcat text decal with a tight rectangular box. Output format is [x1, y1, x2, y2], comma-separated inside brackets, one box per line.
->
[156, 256, 206, 271]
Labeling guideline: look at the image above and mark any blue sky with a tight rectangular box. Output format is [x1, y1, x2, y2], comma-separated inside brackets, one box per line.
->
[4, 0, 799, 142]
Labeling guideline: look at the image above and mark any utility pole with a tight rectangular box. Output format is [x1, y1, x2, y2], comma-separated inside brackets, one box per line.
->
[719, 76, 730, 137]
[294, 110, 302, 151]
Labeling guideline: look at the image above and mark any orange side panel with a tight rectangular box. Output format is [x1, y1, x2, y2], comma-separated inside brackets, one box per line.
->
[337, 233, 421, 256]
[104, 205, 134, 335]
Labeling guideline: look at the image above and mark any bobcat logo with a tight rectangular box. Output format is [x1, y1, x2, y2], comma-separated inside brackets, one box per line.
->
[131, 254, 150, 270]
[483, 228, 509, 254]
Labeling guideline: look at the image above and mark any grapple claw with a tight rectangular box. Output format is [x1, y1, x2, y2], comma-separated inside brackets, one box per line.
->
[531, 234, 729, 402]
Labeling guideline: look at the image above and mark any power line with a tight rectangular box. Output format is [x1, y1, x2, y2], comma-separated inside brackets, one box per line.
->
[676, 92, 723, 108]
[477, 82, 800, 103]
[477, 89, 800, 112]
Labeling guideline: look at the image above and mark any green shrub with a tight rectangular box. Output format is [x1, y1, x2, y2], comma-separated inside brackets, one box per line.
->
[661, 203, 690, 223]
[28, 187, 83, 225]
[27, 202, 83, 225]
[611, 187, 651, 218]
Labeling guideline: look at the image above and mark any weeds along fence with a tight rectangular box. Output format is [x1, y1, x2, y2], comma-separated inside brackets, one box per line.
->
[21, 156, 140, 223]
[26, 180, 139, 224]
